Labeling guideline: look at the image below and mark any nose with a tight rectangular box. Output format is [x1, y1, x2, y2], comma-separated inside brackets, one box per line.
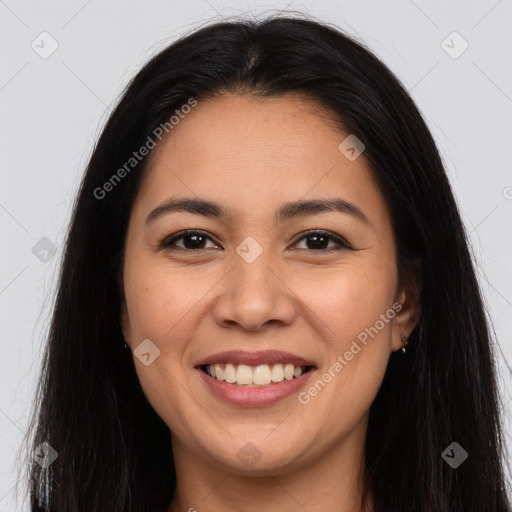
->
[212, 249, 297, 332]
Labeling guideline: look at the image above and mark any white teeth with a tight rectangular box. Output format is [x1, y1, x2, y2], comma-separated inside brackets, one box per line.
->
[224, 363, 236, 383]
[284, 364, 294, 380]
[214, 363, 224, 381]
[271, 364, 284, 382]
[253, 365, 272, 385]
[236, 364, 253, 385]
[205, 363, 308, 386]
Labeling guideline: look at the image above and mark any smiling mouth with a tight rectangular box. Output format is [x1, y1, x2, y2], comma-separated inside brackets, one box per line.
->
[199, 363, 315, 387]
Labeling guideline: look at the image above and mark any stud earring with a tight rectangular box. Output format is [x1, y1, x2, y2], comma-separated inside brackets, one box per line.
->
[400, 333, 408, 353]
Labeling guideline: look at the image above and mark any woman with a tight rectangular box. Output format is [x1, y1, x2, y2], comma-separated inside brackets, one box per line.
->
[22, 14, 511, 512]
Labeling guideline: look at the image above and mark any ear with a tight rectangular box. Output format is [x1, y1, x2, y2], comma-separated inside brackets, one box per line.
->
[117, 261, 132, 346]
[120, 299, 132, 347]
[391, 256, 422, 352]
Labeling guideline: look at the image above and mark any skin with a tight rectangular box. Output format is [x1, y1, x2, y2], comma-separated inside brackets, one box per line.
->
[120, 93, 422, 512]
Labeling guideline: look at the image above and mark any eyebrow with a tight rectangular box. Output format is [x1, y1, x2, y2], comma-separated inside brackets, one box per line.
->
[145, 197, 370, 226]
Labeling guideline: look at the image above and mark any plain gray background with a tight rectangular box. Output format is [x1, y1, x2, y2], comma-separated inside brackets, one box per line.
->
[1, 0, 511, 509]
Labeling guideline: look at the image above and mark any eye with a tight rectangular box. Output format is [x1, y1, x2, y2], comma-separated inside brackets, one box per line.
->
[159, 230, 219, 251]
[292, 230, 351, 252]
[159, 229, 351, 252]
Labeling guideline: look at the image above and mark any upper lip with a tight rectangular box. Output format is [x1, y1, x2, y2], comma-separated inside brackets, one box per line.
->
[195, 350, 317, 368]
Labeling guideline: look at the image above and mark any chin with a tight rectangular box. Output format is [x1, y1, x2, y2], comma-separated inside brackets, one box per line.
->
[195, 432, 310, 474]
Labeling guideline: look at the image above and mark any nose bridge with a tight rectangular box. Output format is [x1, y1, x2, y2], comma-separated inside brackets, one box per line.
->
[212, 238, 296, 330]
[232, 237, 279, 308]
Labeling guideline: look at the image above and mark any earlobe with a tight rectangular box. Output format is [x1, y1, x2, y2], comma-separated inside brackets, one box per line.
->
[393, 257, 423, 352]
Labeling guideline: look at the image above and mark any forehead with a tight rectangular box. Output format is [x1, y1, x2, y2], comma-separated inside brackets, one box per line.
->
[134, 93, 389, 227]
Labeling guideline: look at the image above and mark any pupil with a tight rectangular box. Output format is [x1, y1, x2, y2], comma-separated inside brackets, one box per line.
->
[308, 234, 328, 249]
[185, 234, 204, 249]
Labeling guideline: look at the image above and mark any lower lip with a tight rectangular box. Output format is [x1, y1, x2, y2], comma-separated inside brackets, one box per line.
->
[197, 368, 315, 406]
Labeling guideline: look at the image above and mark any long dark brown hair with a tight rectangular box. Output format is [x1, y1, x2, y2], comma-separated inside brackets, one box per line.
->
[20, 13, 511, 512]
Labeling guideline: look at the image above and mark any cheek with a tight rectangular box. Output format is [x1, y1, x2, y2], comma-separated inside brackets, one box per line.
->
[296, 255, 397, 343]
[294, 256, 397, 423]
[123, 262, 207, 436]
[124, 260, 203, 343]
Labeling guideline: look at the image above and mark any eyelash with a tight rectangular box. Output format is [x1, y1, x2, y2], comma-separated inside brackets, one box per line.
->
[158, 229, 352, 252]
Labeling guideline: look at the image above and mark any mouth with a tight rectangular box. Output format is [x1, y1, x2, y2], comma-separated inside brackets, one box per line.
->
[194, 350, 317, 406]
[199, 363, 315, 387]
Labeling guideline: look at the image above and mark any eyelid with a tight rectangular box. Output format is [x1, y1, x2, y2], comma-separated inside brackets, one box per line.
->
[158, 229, 352, 251]
[158, 229, 220, 250]
[292, 229, 352, 250]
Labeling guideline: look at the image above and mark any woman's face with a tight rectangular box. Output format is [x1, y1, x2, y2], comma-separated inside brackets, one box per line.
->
[120, 93, 420, 475]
